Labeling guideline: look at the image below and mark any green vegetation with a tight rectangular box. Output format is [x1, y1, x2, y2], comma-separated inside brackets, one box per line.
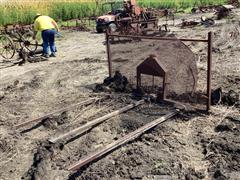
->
[0, 0, 227, 26]
[138, 0, 226, 9]
[49, 2, 101, 21]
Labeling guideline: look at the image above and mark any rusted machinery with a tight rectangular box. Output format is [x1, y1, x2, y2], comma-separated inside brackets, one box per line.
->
[106, 32, 213, 111]
[0, 25, 38, 58]
[97, 0, 174, 35]
[0, 24, 43, 64]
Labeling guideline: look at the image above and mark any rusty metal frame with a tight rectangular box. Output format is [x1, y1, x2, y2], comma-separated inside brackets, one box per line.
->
[114, 18, 158, 36]
[106, 32, 213, 111]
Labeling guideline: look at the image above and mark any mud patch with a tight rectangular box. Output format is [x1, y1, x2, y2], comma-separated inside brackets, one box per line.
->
[201, 118, 240, 179]
[0, 135, 18, 165]
[120, 113, 146, 132]
[211, 88, 240, 107]
[42, 112, 69, 129]
[0, 139, 12, 153]
[21, 141, 67, 180]
[21, 76, 41, 90]
[94, 71, 132, 93]
[222, 90, 240, 107]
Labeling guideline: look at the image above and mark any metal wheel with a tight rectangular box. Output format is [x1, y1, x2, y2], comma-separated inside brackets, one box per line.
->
[108, 23, 117, 33]
[0, 35, 16, 59]
[20, 32, 38, 53]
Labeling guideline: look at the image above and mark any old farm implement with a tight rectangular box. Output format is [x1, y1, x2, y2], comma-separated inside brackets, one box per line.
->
[0, 25, 39, 60]
[96, 0, 174, 35]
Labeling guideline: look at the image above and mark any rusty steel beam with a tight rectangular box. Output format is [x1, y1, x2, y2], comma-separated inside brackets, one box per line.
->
[121, 19, 157, 24]
[67, 110, 178, 171]
[106, 31, 112, 77]
[15, 98, 98, 129]
[49, 100, 145, 144]
[107, 33, 208, 42]
[207, 31, 213, 111]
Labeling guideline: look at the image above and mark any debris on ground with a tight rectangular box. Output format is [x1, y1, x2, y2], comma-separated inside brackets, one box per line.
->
[94, 71, 132, 93]
[211, 88, 240, 107]
[200, 16, 215, 27]
[21, 141, 67, 180]
[228, 0, 240, 7]
[216, 5, 235, 20]
[181, 16, 215, 28]
[42, 112, 69, 129]
[222, 90, 240, 106]
[181, 19, 199, 28]
[191, 5, 221, 13]
[211, 88, 222, 105]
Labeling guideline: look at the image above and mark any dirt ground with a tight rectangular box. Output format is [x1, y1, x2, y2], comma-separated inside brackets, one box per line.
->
[0, 10, 240, 180]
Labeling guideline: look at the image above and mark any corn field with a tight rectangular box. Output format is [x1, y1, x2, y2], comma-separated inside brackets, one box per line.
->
[0, 0, 226, 26]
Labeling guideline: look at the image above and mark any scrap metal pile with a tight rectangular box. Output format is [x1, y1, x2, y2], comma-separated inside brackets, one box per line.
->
[182, 4, 235, 28]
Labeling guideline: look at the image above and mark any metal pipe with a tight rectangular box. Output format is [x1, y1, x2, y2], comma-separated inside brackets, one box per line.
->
[49, 100, 145, 144]
[207, 32, 213, 111]
[107, 34, 208, 42]
[116, 19, 157, 23]
[67, 110, 178, 171]
[15, 98, 98, 129]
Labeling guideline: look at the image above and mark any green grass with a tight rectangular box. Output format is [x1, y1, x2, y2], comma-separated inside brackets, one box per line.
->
[138, 0, 226, 9]
[0, 2, 103, 26]
[0, 0, 227, 26]
[0, 6, 40, 25]
[49, 2, 100, 21]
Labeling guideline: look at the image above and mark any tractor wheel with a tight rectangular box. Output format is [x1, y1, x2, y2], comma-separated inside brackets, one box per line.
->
[0, 35, 15, 59]
[96, 27, 103, 33]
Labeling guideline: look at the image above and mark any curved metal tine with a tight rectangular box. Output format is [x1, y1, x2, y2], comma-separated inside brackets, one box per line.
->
[0, 48, 5, 57]
[5, 47, 13, 59]
[4, 49, 9, 59]
[0, 38, 7, 55]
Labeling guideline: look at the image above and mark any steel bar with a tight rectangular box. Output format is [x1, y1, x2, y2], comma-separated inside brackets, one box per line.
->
[49, 100, 144, 144]
[67, 110, 178, 171]
[121, 19, 157, 24]
[107, 34, 208, 42]
[207, 32, 213, 111]
[15, 98, 98, 129]
[106, 32, 112, 77]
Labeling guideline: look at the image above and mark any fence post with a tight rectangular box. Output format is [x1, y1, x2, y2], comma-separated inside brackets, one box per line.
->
[106, 31, 112, 77]
[207, 31, 212, 111]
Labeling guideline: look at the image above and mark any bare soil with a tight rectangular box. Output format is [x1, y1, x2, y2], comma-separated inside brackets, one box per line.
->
[0, 10, 239, 180]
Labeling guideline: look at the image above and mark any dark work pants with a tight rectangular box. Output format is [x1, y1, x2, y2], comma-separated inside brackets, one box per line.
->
[41, 29, 56, 55]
